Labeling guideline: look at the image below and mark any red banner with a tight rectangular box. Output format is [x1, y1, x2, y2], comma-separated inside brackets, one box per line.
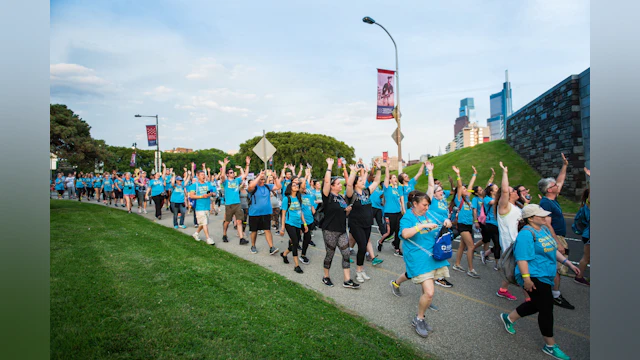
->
[382, 151, 388, 163]
[146, 125, 157, 147]
[377, 69, 395, 120]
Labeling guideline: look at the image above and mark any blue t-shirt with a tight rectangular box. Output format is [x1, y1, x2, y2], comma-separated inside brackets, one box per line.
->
[282, 195, 303, 228]
[514, 226, 558, 286]
[171, 185, 186, 203]
[223, 178, 242, 205]
[383, 185, 403, 214]
[94, 177, 103, 188]
[370, 188, 384, 210]
[149, 179, 165, 197]
[249, 184, 275, 216]
[55, 178, 65, 191]
[443, 190, 451, 199]
[103, 179, 114, 191]
[429, 197, 450, 224]
[301, 193, 315, 225]
[400, 178, 417, 208]
[164, 175, 173, 190]
[581, 205, 590, 239]
[190, 181, 215, 211]
[114, 179, 123, 191]
[122, 179, 136, 195]
[455, 196, 474, 225]
[399, 210, 450, 278]
[281, 178, 292, 195]
[471, 196, 483, 214]
[483, 197, 498, 226]
[539, 197, 566, 237]
[75, 178, 85, 188]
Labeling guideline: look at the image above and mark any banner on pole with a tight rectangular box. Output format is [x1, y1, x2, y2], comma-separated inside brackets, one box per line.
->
[130, 152, 136, 167]
[377, 69, 395, 120]
[382, 151, 389, 163]
[146, 125, 157, 147]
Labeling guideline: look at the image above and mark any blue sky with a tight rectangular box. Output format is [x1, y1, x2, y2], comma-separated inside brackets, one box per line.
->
[50, 0, 590, 163]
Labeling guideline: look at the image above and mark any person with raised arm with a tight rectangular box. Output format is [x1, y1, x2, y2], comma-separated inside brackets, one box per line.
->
[450, 165, 480, 278]
[297, 167, 316, 264]
[279, 177, 306, 274]
[377, 161, 405, 257]
[573, 167, 590, 286]
[169, 172, 188, 229]
[146, 165, 166, 220]
[399, 161, 425, 210]
[219, 157, 250, 245]
[248, 169, 282, 255]
[188, 169, 216, 245]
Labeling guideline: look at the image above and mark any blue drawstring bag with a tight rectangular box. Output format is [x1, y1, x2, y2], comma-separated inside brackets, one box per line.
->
[433, 226, 453, 261]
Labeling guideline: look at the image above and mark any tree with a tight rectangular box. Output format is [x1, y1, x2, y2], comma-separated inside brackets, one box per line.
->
[234, 132, 356, 179]
[50, 104, 112, 172]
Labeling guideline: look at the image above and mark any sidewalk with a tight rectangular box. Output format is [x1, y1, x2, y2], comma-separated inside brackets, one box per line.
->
[56, 197, 591, 360]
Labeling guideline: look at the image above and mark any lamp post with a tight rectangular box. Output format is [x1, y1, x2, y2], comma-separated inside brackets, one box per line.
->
[135, 114, 159, 174]
[362, 16, 403, 173]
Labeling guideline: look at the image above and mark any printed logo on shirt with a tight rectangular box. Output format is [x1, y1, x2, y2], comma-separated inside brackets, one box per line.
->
[538, 233, 557, 253]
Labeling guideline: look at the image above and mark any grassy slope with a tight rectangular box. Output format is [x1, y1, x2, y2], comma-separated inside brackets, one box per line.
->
[50, 201, 429, 360]
[394, 140, 579, 213]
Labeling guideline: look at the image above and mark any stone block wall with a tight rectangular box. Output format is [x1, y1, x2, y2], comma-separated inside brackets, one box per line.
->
[506, 71, 589, 200]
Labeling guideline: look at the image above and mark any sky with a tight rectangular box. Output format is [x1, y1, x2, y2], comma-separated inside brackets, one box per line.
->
[50, 0, 590, 163]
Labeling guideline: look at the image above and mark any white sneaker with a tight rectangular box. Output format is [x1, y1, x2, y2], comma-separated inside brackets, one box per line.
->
[205, 238, 215, 245]
[138, 208, 142, 214]
[355, 272, 365, 283]
[360, 271, 371, 280]
[143, 209, 147, 214]
[192, 232, 200, 241]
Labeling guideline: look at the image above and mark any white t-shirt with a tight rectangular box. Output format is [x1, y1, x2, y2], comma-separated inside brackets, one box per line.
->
[497, 203, 522, 253]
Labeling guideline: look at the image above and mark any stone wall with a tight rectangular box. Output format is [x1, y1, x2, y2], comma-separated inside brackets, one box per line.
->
[506, 69, 590, 200]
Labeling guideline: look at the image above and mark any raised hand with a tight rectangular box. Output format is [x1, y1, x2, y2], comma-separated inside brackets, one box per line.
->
[499, 161, 507, 172]
[235, 165, 242, 169]
[373, 159, 380, 169]
[218, 160, 224, 167]
[472, 165, 477, 174]
[223, 157, 230, 165]
[326, 158, 334, 167]
[349, 164, 357, 172]
[425, 161, 434, 172]
[246, 156, 251, 164]
[452, 166, 460, 174]
[491, 168, 496, 175]
[584, 167, 590, 177]
[561, 153, 568, 166]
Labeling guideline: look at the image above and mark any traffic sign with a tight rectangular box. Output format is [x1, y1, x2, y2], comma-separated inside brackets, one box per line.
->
[253, 135, 277, 164]
[391, 128, 404, 145]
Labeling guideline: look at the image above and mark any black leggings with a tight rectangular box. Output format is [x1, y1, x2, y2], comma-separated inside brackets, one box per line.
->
[322, 230, 350, 269]
[484, 223, 502, 259]
[285, 224, 304, 257]
[170, 202, 186, 226]
[152, 195, 163, 218]
[372, 208, 386, 233]
[382, 212, 402, 250]
[515, 278, 554, 337]
[350, 225, 372, 266]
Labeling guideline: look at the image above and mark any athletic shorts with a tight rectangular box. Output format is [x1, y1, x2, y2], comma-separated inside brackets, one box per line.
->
[224, 203, 244, 222]
[457, 223, 473, 234]
[124, 194, 136, 199]
[411, 266, 450, 284]
[196, 211, 210, 225]
[57, 190, 64, 195]
[556, 235, 569, 256]
[249, 215, 271, 232]
[582, 237, 590, 245]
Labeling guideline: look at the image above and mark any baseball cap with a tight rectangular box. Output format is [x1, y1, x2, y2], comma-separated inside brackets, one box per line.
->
[176, 176, 183, 181]
[521, 204, 551, 219]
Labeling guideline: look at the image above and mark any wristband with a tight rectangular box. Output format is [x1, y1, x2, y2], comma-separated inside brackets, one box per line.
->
[472, 174, 477, 177]
[473, 220, 478, 223]
[303, 223, 307, 226]
[415, 225, 420, 232]
[327, 169, 332, 172]
[562, 259, 568, 265]
[457, 177, 461, 180]
[522, 274, 530, 278]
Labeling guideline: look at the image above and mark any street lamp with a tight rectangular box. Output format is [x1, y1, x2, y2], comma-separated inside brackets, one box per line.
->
[135, 114, 160, 174]
[362, 16, 403, 173]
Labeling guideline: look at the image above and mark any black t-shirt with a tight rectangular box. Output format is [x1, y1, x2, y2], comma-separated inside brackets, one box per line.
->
[347, 188, 373, 228]
[322, 191, 348, 233]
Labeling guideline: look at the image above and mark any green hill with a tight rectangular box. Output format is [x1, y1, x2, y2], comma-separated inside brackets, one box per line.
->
[393, 140, 579, 213]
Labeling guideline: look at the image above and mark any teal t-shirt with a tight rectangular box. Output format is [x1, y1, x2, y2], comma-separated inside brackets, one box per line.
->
[383, 185, 402, 214]
[301, 192, 315, 225]
[429, 197, 449, 224]
[400, 178, 417, 208]
[282, 195, 303, 228]
[455, 196, 474, 225]
[223, 178, 242, 205]
[123, 179, 136, 195]
[483, 197, 498, 226]
[103, 179, 114, 191]
[399, 210, 450, 278]
[149, 179, 165, 197]
[171, 185, 186, 203]
[370, 188, 384, 210]
[514, 226, 558, 286]
[190, 181, 215, 211]
[75, 178, 85, 188]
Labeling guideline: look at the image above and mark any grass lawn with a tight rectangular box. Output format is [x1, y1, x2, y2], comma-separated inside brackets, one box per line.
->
[51, 201, 429, 359]
[393, 140, 580, 213]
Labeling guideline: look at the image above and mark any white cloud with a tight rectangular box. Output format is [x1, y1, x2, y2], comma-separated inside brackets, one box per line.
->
[201, 88, 257, 100]
[144, 86, 173, 95]
[192, 96, 251, 114]
[50, 63, 116, 96]
[264, 93, 275, 99]
[175, 103, 195, 110]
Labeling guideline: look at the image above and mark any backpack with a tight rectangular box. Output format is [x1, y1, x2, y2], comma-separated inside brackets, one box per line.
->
[433, 225, 453, 261]
[499, 226, 537, 286]
[572, 205, 589, 235]
[247, 186, 259, 207]
[478, 199, 487, 224]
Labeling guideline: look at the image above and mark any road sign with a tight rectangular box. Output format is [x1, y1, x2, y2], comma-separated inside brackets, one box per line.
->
[253, 135, 277, 164]
[391, 128, 404, 145]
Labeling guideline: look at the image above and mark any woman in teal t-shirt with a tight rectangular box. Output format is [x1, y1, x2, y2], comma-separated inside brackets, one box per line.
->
[378, 162, 405, 257]
[450, 165, 479, 278]
[499, 204, 579, 360]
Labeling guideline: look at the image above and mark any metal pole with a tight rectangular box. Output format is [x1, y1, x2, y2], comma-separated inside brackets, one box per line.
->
[263, 130, 267, 171]
[156, 115, 160, 174]
[376, 23, 402, 173]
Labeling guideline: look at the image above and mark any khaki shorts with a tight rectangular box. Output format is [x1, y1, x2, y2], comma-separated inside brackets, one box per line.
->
[556, 235, 568, 249]
[196, 211, 210, 226]
[411, 266, 450, 284]
[224, 203, 244, 222]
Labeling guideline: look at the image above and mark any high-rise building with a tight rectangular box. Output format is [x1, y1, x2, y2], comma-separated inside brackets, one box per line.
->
[459, 98, 476, 122]
[454, 115, 469, 137]
[487, 70, 513, 140]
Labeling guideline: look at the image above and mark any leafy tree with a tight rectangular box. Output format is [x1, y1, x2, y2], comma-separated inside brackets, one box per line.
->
[234, 132, 356, 179]
[50, 104, 112, 172]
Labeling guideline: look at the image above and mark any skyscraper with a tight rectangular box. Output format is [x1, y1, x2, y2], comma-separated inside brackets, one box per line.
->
[487, 70, 513, 140]
[459, 98, 476, 122]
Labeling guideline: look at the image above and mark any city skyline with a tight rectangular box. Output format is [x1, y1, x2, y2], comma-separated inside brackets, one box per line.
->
[50, 0, 590, 162]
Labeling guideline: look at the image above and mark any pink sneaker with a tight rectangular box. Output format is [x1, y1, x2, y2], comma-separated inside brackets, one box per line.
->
[496, 289, 517, 301]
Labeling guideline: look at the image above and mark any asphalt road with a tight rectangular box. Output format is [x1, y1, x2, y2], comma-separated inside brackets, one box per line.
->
[51, 194, 591, 360]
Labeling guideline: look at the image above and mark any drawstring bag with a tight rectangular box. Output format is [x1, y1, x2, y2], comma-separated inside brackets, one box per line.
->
[433, 225, 453, 261]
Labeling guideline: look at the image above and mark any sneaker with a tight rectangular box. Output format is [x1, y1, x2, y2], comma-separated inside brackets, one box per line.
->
[343, 279, 360, 289]
[480, 250, 487, 264]
[553, 295, 575, 310]
[269, 247, 279, 255]
[500, 313, 516, 335]
[394, 249, 403, 257]
[239, 238, 249, 245]
[280, 253, 289, 264]
[250, 246, 257, 254]
[435, 278, 453, 288]
[360, 271, 370, 280]
[143, 209, 147, 214]
[467, 269, 480, 278]
[222, 235, 229, 243]
[205, 238, 215, 246]
[377, 241, 383, 252]
[542, 344, 571, 360]
[180, 225, 187, 229]
[349, 248, 356, 256]
[355, 272, 365, 283]
[493, 264, 500, 271]
[349, 258, 354, 263]
[174, 225, 179, 229]
[573, 276, 590, 286]
[411, 316, 429, 338]
[121, 204, 125, 208]
[299, 256, 310, 265]
[194, 224, 199, 228]
[258, 230, 265, 235]
[452, 264, 466, 272]
[322, 277, 334, 287]
[496, 289, 517, 301]
[429, 304, 439, 311]
[138, 208, 142, 214]
[390, 280, 402, 297]
[294, 266, 303, 274]
[309, 240, 316, 247]
[372, 257, 384, 266]
[192, 232, 200, 241]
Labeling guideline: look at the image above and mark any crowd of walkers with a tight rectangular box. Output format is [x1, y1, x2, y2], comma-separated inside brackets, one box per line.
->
[51, 153, 590, 360]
